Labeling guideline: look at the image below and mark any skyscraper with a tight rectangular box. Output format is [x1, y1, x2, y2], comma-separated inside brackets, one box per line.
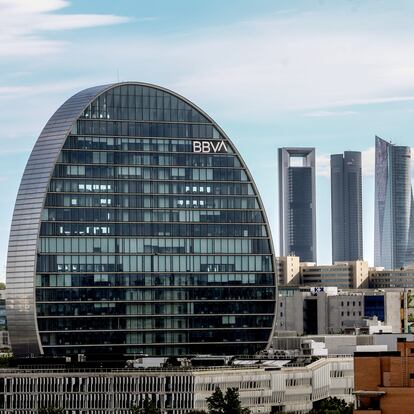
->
[374, 136, 414, 269]
[6, 82, 277, 357]
[330, 151, 363, 262]
[278, 147, 316, 262]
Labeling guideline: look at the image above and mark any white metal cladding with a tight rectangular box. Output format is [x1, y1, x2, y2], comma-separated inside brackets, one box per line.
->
[0, 358, 354, 413]
[6, 82, 278, 357]
[6, 84, 112, 356]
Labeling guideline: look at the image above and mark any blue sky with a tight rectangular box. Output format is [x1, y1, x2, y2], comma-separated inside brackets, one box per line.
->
[2, 0, 414, 280]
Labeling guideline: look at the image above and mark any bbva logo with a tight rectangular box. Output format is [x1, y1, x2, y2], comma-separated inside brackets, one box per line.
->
[193, 140, 228, 153]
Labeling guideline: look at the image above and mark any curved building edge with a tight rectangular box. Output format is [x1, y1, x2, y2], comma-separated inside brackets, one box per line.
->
[6, 82, 277, 356]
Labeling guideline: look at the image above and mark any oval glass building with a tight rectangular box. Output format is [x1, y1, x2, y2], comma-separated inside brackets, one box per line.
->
[6, 83, 276, 357]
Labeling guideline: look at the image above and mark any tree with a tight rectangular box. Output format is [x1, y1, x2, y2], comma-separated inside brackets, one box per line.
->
[224, 388, 250, 414]
[130, 396, 160, 414]
[38, 408, 64, 414]
[310, 397, 353, 414]
[206, 387, 225, 414]
[206, 387, 250, 414]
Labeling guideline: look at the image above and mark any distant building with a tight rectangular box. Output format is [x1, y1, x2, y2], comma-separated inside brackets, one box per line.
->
[330, 151, 363, 262]
[300, 260, 369, 289]
[354, 338, 414, 413]
[374, 136, 414, 269]
[0, 358, 354, 413]
[278, 147, 316, 262]
[369, 268, 414, 288]
[277, 286, 401, 335]
[276, 255, 300, 285]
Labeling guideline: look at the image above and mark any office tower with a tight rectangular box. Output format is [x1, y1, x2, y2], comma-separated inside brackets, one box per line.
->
[278, 147, 316, 262]
[374, 136, 414, 269]
[330, 151, 363, 262]
[6, 82, 276, 357]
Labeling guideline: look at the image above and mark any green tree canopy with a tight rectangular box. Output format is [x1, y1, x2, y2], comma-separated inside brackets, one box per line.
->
[206, 387, 225, 414]
[310, 397, 353, 414]
[130, 396, 160, 414]
[38, 408, 64, 414]
[206, 387, 250, 414]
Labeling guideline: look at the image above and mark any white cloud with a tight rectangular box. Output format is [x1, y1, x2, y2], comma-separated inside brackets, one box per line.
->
[304, 110, 357, 117]
[0, 0, 130, 57]
[3, 7, 414, 118]
[69, 10, 414, 118]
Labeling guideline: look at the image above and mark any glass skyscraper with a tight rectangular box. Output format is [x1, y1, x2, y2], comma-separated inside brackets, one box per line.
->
[278, 147, 316, 262]
[330, 151, 363, 262]
[374, 136, 414, 269]
[6, 82, 276, 357]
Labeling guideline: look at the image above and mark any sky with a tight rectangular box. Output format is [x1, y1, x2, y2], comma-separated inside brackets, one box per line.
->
[2, 0, 414, 281]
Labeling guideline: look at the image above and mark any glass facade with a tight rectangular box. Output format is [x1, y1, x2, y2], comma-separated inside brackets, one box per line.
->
[278, 148, 316, 262]
[363, 296, 385, 321]
[331, 152, 363, 262]
[374, 136, 414, 269]
[7, 83, 276, 357]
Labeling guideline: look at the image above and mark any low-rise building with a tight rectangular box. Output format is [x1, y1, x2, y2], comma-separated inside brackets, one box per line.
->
[276, 257, 370, 289]
[301, 261, 369, 289]
[277, 287, 401, 335]
[369, 268, 414, 288]
[0, 357, 354, 414]
[354, 338, 414, 414]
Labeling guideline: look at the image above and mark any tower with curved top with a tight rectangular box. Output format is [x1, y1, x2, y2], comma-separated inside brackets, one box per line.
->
[374, 135, 414, 270]
[6, 82, 276, 357]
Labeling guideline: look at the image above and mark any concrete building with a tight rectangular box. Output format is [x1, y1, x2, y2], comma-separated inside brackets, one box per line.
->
[276, 255, 300, 285]
[331, 151, 363, 263]
[5, 82, 277, 357]
[354, 338, 414, 414]
[277, 287, 401, 335]
[300, 261, 369, 289]
[0, 357, 354, 414]
[273, 333, 380, 356]
[275, 257, 369, 288]
[374, 136, 414, 270]
[278, 147, 316, 262]
[369, 268, 414, 288]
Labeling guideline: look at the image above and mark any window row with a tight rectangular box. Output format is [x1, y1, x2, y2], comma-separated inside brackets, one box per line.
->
[42, 208, 264, 224]
[37, 315, 273, 331]
[38, 237, 271, 255]
[36, 254, 273, 273]
[40, 328, 270, 346]
[48, 180, 252, 196]
[40, 222, 267, 237]
[75, 120, 218, 138]
[35, 286, 275, 302]
[64, 136, 218, 153]
[36, 300, 275, 317]
[45, 194, 259, 209]
[36, 273, 274, 288]
[58, 150, 237, 168]
[53, 165, 247, 181]
[83, 86, 208, 122]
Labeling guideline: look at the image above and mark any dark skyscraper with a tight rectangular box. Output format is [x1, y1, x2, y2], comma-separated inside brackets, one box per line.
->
[374, 136, 414, 269]
[330, 151, 363, 262]
[278, 147, 316, 262]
